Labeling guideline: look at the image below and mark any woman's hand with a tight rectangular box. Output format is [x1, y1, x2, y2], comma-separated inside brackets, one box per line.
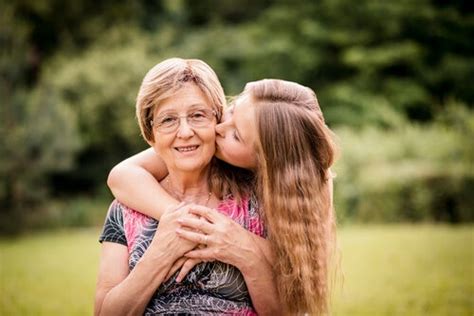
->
[176, 205, 282, 315]
[149, 203, 200, 261]
[175, 205, 257, 270]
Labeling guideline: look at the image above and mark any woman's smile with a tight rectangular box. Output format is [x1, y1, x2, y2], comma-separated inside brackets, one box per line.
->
[174, 145, 200, 153]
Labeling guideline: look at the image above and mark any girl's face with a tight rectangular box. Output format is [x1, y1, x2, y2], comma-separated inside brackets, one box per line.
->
[215, 94, 258, 170]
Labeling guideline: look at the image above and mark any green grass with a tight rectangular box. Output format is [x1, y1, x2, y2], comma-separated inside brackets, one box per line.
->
[0, 228, 101, 316]
[1, 225, 472, 315]
[332, 225, 473, 315]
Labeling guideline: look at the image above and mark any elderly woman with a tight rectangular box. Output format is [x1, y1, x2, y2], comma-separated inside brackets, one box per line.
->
[107, 79, 338, 315]
[94, 58, 278, 315]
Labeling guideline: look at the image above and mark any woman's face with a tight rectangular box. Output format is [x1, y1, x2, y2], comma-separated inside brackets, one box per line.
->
[150, 83, 217, 173]
[215, 94, 258, 169]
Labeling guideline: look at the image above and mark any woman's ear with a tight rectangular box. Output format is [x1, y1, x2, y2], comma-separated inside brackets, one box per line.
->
[146, 137, 155, 147]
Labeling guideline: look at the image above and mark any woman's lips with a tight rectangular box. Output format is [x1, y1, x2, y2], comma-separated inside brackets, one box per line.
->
[174, 145, 199, 153]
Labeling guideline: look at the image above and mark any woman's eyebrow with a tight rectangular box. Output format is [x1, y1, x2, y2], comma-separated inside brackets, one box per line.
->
[158, 103, 209, 115]
[187, 103, 211, 110]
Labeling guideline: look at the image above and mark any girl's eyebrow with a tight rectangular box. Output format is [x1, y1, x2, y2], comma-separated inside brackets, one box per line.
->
[227, 103, 235, 114]
[231, 104, 248, 145]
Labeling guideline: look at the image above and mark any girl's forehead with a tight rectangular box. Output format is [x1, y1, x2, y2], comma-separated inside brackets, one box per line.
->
[233, 93, 252, 111]
[233, 95, 257, 143]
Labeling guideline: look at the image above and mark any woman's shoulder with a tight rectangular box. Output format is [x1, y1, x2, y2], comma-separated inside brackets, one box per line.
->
[108, 199, 153, 221]
[104, 199, 126, 223]
[105, 200, 156, 234]
[99, 200, 127, 245]
[217, 195, 266, 237]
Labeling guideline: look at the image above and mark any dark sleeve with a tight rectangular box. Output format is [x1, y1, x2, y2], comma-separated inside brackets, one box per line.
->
[98, 200, 127, 246]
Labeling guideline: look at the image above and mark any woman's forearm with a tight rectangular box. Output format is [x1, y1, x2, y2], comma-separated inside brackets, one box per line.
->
[98, 248, 174, 316]
[238, 239, 281, 316]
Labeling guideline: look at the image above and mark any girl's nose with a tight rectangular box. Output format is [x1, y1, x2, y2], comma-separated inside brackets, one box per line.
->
[215, 122, 226, 137]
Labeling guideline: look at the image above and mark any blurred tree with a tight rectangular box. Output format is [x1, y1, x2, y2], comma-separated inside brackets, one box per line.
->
[333, 102, 474, 223]
[228, 0, 474, 125]
[183, 0, 273, 25]
[2, 0, 473, 232]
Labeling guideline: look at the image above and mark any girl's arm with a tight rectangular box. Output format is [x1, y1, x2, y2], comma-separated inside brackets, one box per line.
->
[107, 148, 179, 219]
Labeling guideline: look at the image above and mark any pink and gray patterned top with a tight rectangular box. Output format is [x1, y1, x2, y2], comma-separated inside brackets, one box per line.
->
[99, 196, 265, 315]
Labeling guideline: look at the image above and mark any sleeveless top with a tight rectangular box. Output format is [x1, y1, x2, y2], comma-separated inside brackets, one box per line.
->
[99, 196, 265, 315]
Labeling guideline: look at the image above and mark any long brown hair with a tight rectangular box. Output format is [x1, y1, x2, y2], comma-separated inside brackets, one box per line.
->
[247, 79, 337, 315]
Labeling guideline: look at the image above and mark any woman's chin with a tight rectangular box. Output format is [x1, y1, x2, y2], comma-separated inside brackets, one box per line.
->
[173, 160, 211, 173]
[214, 147, 224, 160]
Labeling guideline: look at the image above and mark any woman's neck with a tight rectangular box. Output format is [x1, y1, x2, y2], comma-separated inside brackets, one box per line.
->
[161, 169, 211, 204]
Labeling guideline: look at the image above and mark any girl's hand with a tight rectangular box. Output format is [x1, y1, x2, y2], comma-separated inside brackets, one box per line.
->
[175, 205, 257, 270]
[164, 257, 202, 282]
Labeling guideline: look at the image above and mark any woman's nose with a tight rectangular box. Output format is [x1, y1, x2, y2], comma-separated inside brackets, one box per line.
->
[176, 118, 195, 138]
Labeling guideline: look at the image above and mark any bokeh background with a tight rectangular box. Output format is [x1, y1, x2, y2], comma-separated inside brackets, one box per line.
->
[1, 0, 473, 315]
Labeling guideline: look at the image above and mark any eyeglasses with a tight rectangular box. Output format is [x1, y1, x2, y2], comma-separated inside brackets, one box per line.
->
[150, 108, 217, 133]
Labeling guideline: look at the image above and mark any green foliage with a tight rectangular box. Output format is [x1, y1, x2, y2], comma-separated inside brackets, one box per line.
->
[0, 87, 81, 234]
[236, 0, 474, 122]
[333, 104, 474, 223]
[1, 226, 472, 315]
[1, 0, 473, 232]
[25, 197, 111, 231]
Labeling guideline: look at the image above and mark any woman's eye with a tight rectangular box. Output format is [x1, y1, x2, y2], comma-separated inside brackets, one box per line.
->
[160, 117, 177, 125]
[190, 112, 205, 119]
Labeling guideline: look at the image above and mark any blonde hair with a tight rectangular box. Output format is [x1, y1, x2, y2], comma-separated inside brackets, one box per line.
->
[246, 79, 337, 315]
[136, 58, 225, 142]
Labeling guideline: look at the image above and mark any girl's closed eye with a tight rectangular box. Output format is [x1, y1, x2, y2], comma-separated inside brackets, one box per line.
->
[233, 130, 240, 141]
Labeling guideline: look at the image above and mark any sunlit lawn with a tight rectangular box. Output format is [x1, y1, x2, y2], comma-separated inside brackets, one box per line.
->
[0, 228, 100, 316]
[1, 225, 472, 315]
[332, 225, 473, 315]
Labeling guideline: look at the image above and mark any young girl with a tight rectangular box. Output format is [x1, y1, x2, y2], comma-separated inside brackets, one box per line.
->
[108, 79, 337, 315]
